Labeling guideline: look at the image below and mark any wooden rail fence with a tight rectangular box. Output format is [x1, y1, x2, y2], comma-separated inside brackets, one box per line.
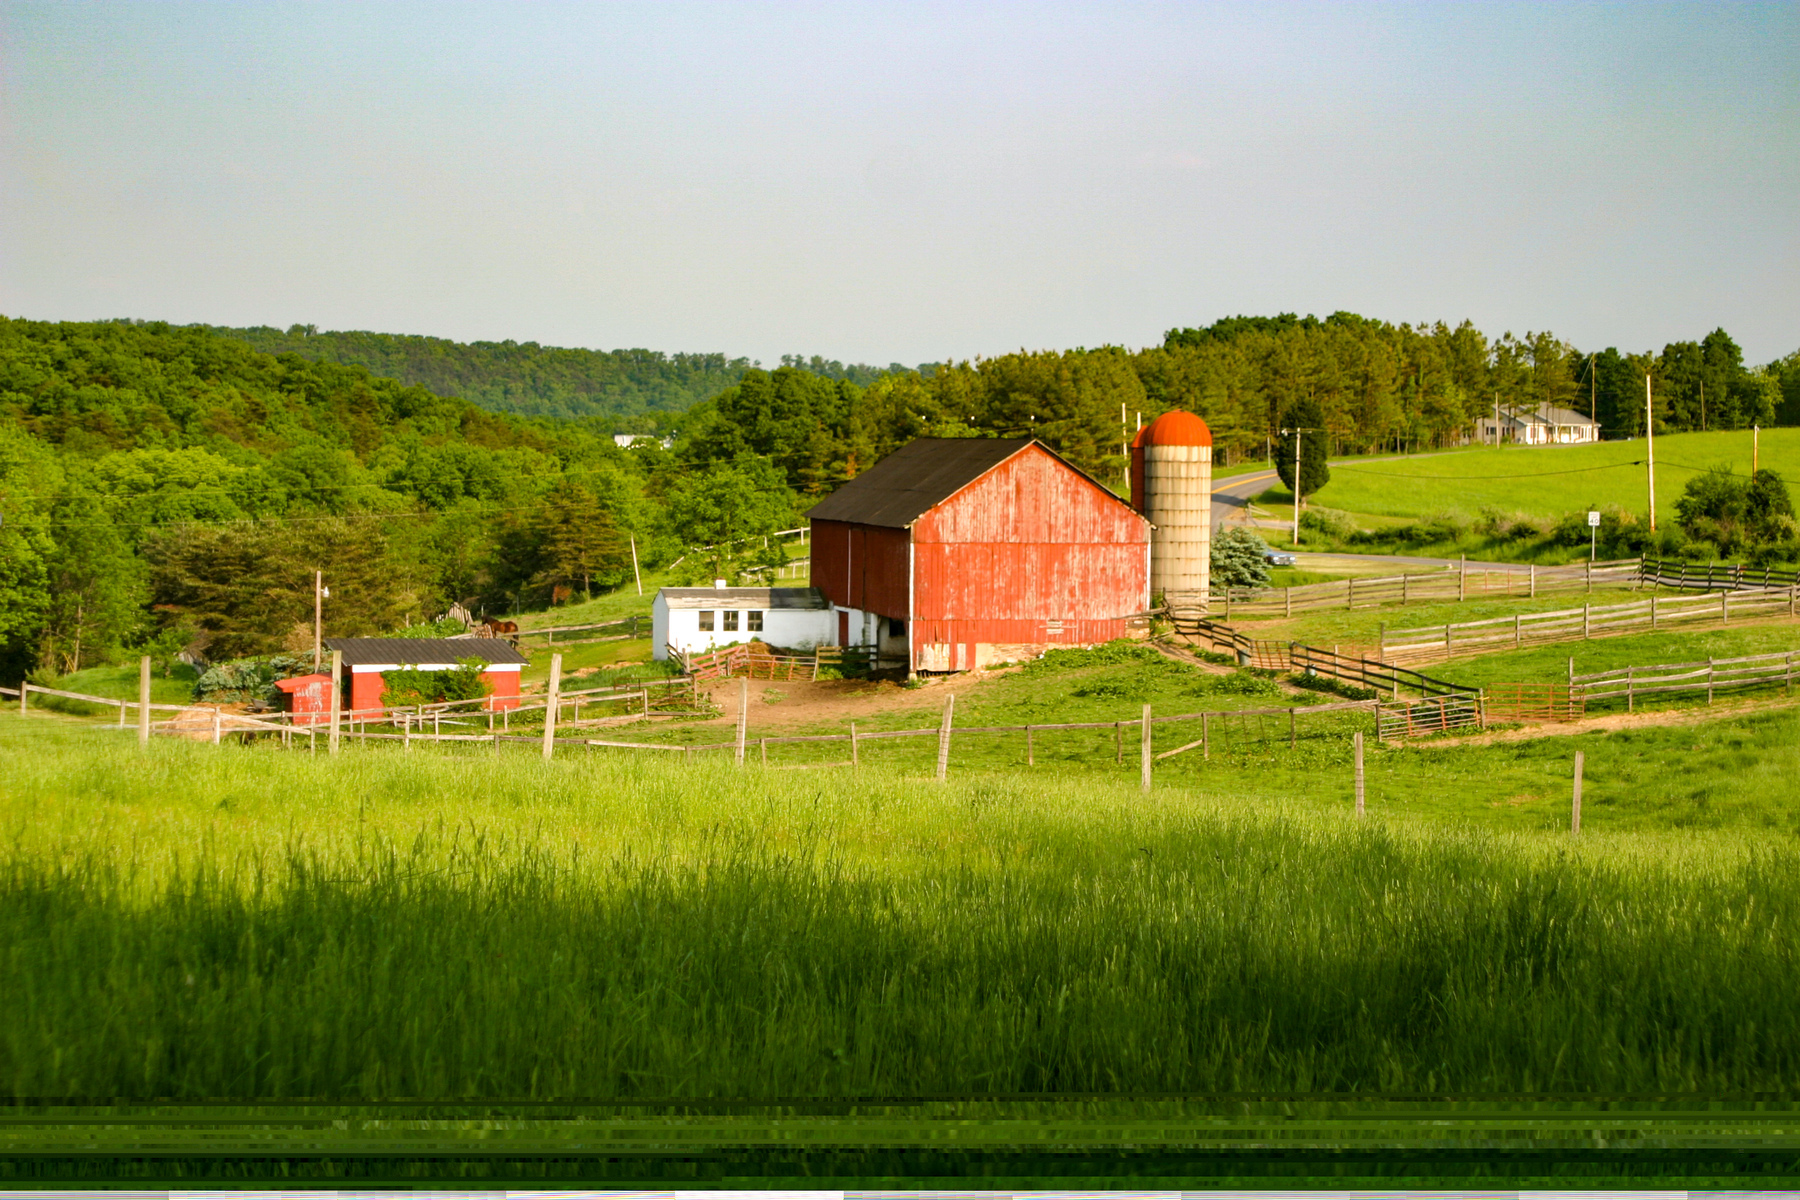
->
[1216, 558, 1641, 618]
[1573, 649, 1800, 711]
[1380, 586, 1800, 666]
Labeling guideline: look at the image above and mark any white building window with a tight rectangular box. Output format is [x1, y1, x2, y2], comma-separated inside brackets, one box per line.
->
[748, 610, 764, 632]
[698, 611, 714, 631]
[723, 610, 739, 632]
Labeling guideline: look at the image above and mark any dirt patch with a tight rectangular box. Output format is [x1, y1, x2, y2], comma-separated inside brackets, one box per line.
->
[701, 670, 1019, 732]
[1453, 695, 1800, 746]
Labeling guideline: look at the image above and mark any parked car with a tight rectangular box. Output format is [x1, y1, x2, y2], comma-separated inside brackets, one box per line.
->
[1264, 550, 1297, 567]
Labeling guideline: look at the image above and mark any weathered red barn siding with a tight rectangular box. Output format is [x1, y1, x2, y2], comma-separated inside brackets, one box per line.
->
[810, 518, 910, 616]
[909, 445, 1149, 665]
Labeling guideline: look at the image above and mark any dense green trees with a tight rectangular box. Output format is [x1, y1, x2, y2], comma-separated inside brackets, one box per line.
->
[3, 311, 1797, 685]
[1274, 398, 1331, 500]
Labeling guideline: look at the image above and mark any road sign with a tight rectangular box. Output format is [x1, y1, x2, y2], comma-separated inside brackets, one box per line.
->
[1588, 511, 1601, 527]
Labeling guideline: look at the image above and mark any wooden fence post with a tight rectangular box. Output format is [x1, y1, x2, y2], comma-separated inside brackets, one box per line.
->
[1722, 591, 1729, 624]
[138, 655, 151, 749]
[541, 652, 563, 760]
[735, 677, 748, 766]
[1347, 577, 1355, 609]
[761, 737, 768, 767]
[1025, 725, 1034, 766]
[1285, 587, 1292, 618]
[1707, 658, 1714, 704]
[936, 694, 955, 782]
[1402, 575, 1409, 605]
[1140, 704, 1153, 793]
[328, 650, 342, 755]
[851, 721, 859, 768]
[1115, 722, 1123, 764]
[1202, 711, 1210, 759]
[1515, 612, 1522, 649]
[1651, 594, 1658, 630]
[211, 708, 222, 745]
[1627, 665, 1635, 712]
[1571, 750, 1583, 837]
[17, 680, 26, 716]
[1530, 563, 1536, 598]
[1289, 708, 1296, 749]
[1354, 731, 1365, 818]
[1583, 601, 1590, 639]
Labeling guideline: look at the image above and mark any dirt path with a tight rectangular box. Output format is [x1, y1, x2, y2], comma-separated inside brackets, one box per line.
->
[1443, 694, 1799, 746]
[699, 670, 1019, 733]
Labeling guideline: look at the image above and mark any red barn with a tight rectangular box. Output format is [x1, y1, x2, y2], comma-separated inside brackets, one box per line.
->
[321, 637, 528, 714]
[805, 437, 1151, 673]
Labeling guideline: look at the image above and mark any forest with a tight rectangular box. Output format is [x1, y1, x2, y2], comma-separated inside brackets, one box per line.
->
[2, 312, 1797, 685]
[209, 323, 918, 425]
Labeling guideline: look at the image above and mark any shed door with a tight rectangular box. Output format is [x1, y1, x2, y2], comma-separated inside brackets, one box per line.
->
[838, 610, 850, 647]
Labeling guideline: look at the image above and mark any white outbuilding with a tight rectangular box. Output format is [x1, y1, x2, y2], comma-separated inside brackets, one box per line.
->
[652, 586, 835, 661]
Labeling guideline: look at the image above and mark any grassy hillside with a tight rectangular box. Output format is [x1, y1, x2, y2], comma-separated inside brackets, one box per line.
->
[3, 713, 1800, 1103]
[1304, 429, 1797, 528]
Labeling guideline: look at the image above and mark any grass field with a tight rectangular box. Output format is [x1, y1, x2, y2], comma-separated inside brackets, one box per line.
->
[4, 711, 1800, 1104]
[1304, 429, 1798, 528]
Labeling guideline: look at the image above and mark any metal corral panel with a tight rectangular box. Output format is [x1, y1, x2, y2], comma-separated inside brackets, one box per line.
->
[809, 519, 911, 617]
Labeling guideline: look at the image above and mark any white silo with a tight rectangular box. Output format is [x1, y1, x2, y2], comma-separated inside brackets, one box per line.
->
[1130, 410, 1213, 605]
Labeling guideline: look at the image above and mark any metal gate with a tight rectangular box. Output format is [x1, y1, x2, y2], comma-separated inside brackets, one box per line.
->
[1376, 691, 1484, 740]
[1483, 683, 1584, 724]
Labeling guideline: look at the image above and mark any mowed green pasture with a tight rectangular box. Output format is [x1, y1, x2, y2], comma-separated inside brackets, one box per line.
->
[1299, 429, 1798, 528]
[3, 709, 1800, 1104]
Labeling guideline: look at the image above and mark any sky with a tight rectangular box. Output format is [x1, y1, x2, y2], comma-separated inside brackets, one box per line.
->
[2, 1, 1796, 367]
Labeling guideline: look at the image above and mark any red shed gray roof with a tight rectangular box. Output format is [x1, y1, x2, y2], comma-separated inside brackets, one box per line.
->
[321, 637, 528, 667]
[804, 437, 1035, 528]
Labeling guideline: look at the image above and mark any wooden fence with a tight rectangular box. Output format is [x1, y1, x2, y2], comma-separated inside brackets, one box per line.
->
[1216, 558, 1642, 619]
[1641, 558, 1800, 592]
[1380, 585, 1800, 666]
[1573, 649, 1800, 711]
[677, 642, 883, 682]
[1483, 683, 1585, 724]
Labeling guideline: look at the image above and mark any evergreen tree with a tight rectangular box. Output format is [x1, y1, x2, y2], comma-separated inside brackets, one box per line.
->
[1275, 398, 1331, 500]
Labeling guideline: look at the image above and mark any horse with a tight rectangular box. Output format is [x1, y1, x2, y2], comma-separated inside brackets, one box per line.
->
[482, 620, 519, 641]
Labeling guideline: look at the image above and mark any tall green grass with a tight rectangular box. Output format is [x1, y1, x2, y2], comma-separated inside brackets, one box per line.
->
[3, 720, 1798, 1100]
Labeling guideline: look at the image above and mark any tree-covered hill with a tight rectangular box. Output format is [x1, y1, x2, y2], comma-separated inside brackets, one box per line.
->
[202, 324, 917, 424]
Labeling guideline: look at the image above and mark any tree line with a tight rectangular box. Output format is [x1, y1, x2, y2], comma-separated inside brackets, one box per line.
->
[206, 323, 925, 425]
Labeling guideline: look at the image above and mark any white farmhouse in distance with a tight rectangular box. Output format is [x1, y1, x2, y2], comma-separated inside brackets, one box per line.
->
[1477, 406, 1600, 445]
[652, 586, 834, 660]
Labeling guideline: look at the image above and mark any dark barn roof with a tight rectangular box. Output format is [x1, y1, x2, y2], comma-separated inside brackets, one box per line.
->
[804, 437, 1035, 528]
[321, 637, 529, 667]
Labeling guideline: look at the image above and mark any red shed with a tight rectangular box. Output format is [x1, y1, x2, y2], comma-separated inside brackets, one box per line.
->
[273, 673, 333, 726]
[805, 438, 1151, 673]
[321, 637, 528, 714]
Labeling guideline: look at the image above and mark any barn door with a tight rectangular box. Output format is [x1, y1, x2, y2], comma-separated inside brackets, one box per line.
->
[837, 610, 850, 646]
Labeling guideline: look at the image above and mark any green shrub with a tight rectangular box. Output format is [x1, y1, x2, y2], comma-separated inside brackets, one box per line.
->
[381, 659, 493, 707]
[1210, 527, 1272, 589]
[1026, 640, 1168, 674]
[1299, 506, 1355, 539]
[192, 654, 315, 704]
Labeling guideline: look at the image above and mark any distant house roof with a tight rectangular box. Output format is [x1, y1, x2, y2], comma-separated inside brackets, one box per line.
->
[804, 437, 1134, 529]
[322, 637, 529, 667]
[657, 587, 829, 611]
[1493, 406, 1599, 427]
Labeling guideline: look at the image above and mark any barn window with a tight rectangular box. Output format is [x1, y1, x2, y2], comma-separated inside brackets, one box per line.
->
[747, 610, 764, 632]
[698, 611, 714, 631]
[723, 610, 739, 632]
[888, 618, 905, 637]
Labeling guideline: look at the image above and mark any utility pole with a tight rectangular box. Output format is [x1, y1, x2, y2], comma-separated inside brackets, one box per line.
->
[1590, 351, 1597, 423]
[1754, 425, 1760, 476]
[1279, 426, 1318, 547]
[312, 571, 328, 672]
[1646, 374, 1657, 532]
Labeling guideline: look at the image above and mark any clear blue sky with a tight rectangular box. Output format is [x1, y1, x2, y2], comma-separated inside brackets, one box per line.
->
[2, 1, 1795, 366]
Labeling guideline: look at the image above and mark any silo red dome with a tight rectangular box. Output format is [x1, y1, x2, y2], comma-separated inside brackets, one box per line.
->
[1132, 409, 1212, 449]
